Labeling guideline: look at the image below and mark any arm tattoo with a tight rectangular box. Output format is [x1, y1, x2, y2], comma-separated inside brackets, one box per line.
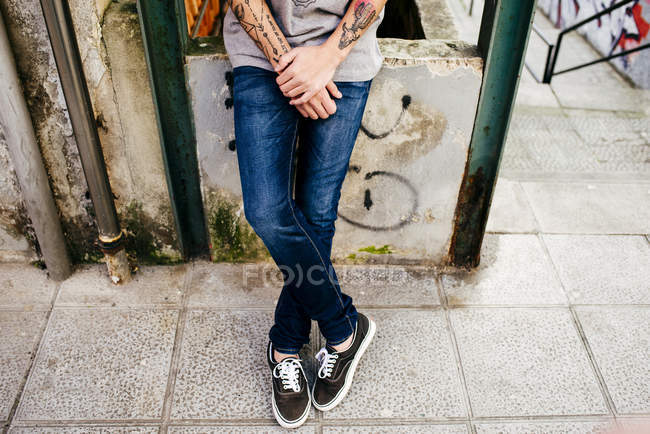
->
[339, 0, 377, 49]
[230, 0, 289, 63]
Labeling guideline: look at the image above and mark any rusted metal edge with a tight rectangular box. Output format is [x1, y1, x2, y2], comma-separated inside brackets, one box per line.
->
[448, 0, 536, 268]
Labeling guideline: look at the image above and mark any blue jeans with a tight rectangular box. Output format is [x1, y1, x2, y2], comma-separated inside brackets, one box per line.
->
[232, 66, 372, 355]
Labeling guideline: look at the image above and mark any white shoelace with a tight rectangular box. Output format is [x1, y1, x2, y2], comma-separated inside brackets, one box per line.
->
[316, 347, 339, 379]
[272, 358, 302, 392]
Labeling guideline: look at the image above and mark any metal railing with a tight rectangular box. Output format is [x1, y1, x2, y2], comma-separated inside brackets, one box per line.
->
[526, 0, 650, 83]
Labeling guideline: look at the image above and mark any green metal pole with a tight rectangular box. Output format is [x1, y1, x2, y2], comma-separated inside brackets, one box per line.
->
[449, 0, 536, 268]
[136, 0, 209, 259]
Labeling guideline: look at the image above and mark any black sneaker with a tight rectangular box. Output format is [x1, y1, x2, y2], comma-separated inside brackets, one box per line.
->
[267, 342, 311, 428]
[312, 312, 376, 411]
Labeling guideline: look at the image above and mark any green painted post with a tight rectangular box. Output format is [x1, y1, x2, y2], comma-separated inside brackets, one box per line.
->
[136, 0, 209, 259]
[449, 0, 536, 268]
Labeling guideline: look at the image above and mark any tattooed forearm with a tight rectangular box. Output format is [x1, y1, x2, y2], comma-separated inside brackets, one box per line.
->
[230, 0, 290, 65]
[338, 0, 377, 49]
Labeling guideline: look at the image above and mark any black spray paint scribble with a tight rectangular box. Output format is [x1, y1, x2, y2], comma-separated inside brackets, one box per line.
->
[338, 170, 419, 231]
[223, 75, 420, 230]
[226, 71, 236, 151]
[360, 95, 411, 139]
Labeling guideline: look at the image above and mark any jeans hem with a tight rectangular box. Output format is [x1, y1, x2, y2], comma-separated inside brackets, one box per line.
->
[271, 344, 302, 356]
[323, 314, 357, 346]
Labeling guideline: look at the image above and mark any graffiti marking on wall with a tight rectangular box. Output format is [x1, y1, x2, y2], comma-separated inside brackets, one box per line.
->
[539, 0, 650, 86]
[360, 95, 411, 139]
[338, 169, 419, 231]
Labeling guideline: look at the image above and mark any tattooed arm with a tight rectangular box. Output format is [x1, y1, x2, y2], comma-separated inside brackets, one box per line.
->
[275, 0, 387, 105]
[228, 0, 342, 119]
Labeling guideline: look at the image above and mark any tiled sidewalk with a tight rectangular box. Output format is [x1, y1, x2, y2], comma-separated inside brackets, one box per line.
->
[2, 4, 649, 433]
[1, 224, 648, 433]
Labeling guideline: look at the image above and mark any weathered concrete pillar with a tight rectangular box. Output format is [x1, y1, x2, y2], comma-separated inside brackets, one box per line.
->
[0, 11, 72, 280]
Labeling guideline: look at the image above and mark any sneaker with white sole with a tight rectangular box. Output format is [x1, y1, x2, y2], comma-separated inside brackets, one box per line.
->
[267, 342, 311, 429]
[312, 312, 376, 411]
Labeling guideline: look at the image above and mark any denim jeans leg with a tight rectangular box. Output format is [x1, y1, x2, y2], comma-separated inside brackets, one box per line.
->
[294, 80, 373, 342]
[232, 66, 359, 352]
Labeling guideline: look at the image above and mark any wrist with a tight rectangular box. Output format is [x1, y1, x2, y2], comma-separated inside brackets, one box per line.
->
[322, 38, 346, 66]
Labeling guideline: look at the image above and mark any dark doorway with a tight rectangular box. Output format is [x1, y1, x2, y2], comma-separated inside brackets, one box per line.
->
[377, 0, 426, 40]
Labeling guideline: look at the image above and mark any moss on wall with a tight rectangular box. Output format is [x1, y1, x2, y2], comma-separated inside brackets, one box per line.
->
[205, 191, 269, 262]
[122, 200, 182, 265]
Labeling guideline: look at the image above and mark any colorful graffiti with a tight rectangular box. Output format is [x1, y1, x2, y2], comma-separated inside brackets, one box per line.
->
[538, 0, 650, 87]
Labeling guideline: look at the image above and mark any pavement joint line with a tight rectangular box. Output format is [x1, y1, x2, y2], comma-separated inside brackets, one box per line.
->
[568, 306, 618, 417]
[49, 304, 185, 310]
[319, 418, 471, 425]
[437, 274, 475, 423]
[0, 307, 54, 312]
[185, 305, 445, 311]
[160, 260, 195, 433]
[539, 232, 650, 237]
[463, 414, 617, 422]
[8, 420, 163, 426]
[536, 232, 570, 304]
[498, 172, 650, 182]
[445, 303, 650, 308]
[166, 418, 315, 424]
[540, 221, 618, 416]
[516, 180, 542, 232]
[4, 278, 63, 431]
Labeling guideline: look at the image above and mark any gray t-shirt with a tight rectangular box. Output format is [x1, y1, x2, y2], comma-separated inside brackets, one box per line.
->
[223, 0, 384, 82]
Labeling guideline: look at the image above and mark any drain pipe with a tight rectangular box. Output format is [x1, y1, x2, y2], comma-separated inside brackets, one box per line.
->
[39, 0, 131, 283]
[0, 11, 72, 281]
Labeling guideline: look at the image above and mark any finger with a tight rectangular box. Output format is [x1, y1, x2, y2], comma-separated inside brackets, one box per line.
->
[320, 91, 337, 115]
[295, 104, 310, 118]
[326, 81, 342, 99]
[286, 85, 307, 98]
[310, 100, 329, 119]
[275, 49, 298, 73]
[290, 88, 318, 106]
[303, 104, 318, 120]
[276, 64, 298, 85]
[279, 77, 302, 94]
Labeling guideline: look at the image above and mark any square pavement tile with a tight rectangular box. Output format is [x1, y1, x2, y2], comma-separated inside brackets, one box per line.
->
[57, 264, 188, 307]
[486, 179, 539, 233]
[323, 424, 469, 433]
[0, 264, 57, 310]
[450, 308, 607, 417]
[171, 310, 318, 420]
[16, 309, 178, 421]
[335, 265, 440, 307]
[9, 427, 159, 433]
[323, 310, 467, 420]
[474, 420, 616, 433]
[187, 262, 281, 308]
[521, 182, 650, 234]
[544, 235, 650, 304]
[442, 234, 567, 306]
[1, 312, 48, 421]
[168, 426, 317, 433]
[577, 307, 650, 414]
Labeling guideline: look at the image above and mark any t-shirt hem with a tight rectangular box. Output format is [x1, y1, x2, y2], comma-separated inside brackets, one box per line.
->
[228, 55, 384, 82]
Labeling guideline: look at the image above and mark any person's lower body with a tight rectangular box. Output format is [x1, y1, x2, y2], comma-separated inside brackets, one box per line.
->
[233, 65, 376, 426]
[233, 65, 371, 353]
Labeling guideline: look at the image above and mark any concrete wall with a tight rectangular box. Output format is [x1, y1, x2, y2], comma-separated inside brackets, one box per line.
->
[187, 38, 482, 264]
[538, 0, 650, 89]
[0, 125, 37, 262]
[0, 0, 180, 263]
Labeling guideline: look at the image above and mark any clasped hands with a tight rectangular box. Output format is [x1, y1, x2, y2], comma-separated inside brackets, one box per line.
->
[274, 44, 345, 120]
